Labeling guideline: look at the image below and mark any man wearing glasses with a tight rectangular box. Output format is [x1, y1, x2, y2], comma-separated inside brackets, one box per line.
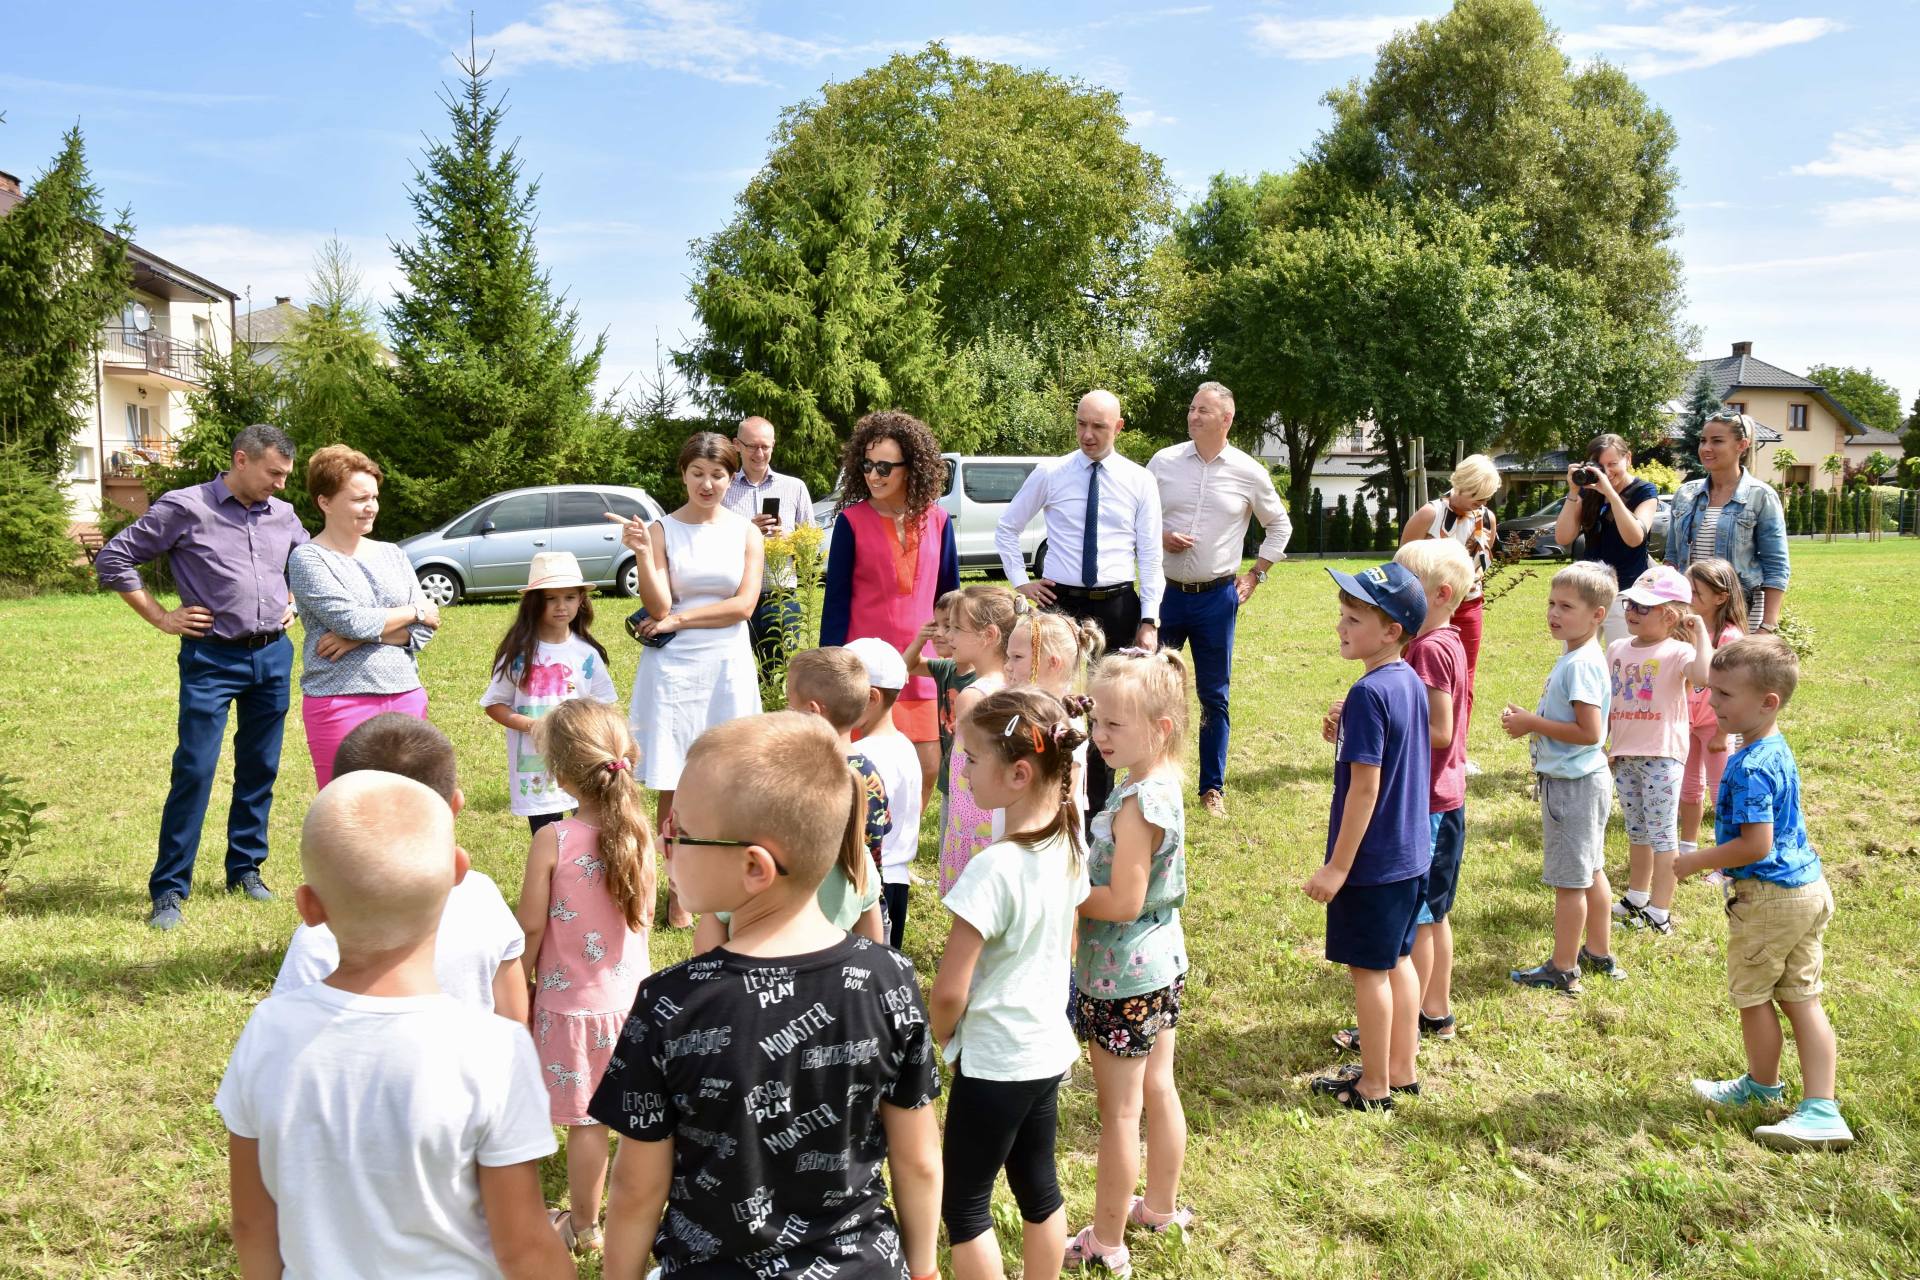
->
[722, 416, 816, 683]
[995, 388, 1165, 822]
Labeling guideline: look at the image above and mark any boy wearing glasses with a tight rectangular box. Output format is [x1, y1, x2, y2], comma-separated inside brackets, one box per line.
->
[591, 711, 943, 1280]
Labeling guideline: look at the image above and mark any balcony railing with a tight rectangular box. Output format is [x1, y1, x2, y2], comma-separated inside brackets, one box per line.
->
[99, 325, 212, 384]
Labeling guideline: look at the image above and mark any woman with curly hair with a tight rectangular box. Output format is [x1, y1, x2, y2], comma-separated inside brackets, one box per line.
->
[821, 410, 960, 807]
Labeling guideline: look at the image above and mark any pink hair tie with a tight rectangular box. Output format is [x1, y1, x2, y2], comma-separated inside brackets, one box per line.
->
[603, 758, 631, 774]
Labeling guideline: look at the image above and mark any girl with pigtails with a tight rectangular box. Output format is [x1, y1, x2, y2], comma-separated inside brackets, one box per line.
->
[929, 687, 1092, 1280]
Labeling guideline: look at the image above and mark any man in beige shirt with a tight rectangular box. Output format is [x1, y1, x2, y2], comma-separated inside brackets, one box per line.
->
[1148, 381, 1292, 817]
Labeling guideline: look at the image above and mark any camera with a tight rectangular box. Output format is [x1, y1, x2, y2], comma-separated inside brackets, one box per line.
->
[1573, 465, 1603, 487]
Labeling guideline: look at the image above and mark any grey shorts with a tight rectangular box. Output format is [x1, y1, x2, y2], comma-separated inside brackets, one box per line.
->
[1540, 771, 1612, 889]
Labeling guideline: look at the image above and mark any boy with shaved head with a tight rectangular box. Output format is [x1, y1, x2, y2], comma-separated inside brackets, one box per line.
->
[215, 771, 571, 1278]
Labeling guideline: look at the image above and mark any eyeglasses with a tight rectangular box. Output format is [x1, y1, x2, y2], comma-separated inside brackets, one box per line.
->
[1624, 601, 1654, 615]
[661, 814, 788, 875]
[860, 459, 907, 478]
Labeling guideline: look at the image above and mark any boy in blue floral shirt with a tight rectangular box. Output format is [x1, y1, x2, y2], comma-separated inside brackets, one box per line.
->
[1673, 637, 1851, 1150]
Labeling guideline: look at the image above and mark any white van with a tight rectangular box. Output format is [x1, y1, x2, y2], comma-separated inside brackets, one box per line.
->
[815, 453, 1051, 577]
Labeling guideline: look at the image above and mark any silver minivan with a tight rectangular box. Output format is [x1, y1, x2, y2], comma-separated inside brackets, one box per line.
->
[399, 484, 666, 605]
[815, 453, 1050, 575]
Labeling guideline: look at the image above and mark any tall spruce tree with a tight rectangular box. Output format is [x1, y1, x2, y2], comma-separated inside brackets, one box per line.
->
[0, 127, 132, 476]
[1674, 375, 1722, 476]
[384, 46, 605, 532]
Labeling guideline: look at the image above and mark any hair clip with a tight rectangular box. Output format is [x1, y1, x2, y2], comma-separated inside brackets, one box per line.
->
[602, 758, 630, 774]
[1117, 646, 1149, 658]
[1002, 714, 1023, 738]
[1029, 724, 1046, 754]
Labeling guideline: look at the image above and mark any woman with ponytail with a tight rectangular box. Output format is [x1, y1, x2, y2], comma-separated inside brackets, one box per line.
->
[513, 698, 655, 1256]
[930, 688, 1091, 1280]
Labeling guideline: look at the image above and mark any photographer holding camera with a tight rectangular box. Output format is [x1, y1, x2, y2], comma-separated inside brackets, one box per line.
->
[1553, 432, 1661, 645]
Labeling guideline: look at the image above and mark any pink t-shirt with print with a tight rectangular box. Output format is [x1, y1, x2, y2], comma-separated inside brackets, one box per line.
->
[1606, 636, 1695, 761]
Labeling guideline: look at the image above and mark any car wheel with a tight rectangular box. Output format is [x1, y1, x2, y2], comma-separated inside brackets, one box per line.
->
[618, 557, 640, 598]
[417, 567, 463, 607]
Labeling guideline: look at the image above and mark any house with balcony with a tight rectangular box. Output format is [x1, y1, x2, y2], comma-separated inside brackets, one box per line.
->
[0, 167, 238, 527]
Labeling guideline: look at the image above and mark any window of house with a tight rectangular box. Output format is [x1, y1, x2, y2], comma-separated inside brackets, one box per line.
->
[69, 447, 95, 482]
[1726, 401, 1745, 416]
[125, 404, 153, 445]
[1787, 465, 1812, 486]
[193, 315, 214, 352]
[1788, 403, 1808, 430]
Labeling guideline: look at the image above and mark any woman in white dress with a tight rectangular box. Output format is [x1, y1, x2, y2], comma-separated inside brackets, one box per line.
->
[612, 431, 764, 926]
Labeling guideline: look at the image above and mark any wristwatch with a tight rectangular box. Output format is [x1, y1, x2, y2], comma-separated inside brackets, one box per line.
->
[1252, 567, 1269, 584]
[1757, 622, 1779, 633]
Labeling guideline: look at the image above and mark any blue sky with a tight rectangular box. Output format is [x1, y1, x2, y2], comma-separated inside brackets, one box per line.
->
[5, 1, 1917, 414]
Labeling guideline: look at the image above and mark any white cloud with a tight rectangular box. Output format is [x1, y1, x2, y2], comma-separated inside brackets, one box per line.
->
[1126, 109, 1178, 130]
[1689, 250, 1887, 276]
[938, 33, 1059, 61]
[1249, 14, 1432, 61]
[477, 0, 848, 84]
[354, 0, 455, 37]
[1562, 6, 1841, 78]
[0, 73, 273, 108]
[1792, 131, 1920, 224]
[137, 226, 407, 314]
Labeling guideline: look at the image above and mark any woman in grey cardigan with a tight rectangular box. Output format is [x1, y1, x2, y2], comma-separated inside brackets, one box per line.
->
[288, 445, 440, 787]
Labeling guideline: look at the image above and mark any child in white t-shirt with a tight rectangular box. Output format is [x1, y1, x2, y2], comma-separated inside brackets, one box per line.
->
[930, 687, 1091, 1280]
[481, 552, 619, 833]
[848, 636, 926, 949]
[271, 712, 528, 1021]
[215, 771, 569, 1279]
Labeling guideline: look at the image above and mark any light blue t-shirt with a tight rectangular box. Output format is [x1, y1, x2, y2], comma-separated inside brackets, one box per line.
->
[1717, 733, 1823, 887]
[1532, 643, 1611, 779]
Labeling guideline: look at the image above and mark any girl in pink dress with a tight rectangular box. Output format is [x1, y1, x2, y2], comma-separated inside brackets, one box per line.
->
[513, 698, 654, 1256]
[937, 586, 1019, 893]
[1680, 558, 1747, 852]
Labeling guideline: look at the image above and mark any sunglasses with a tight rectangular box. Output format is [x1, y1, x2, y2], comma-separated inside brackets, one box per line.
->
[661, 814, 788, 875]
[859, 459, 907, 478]
[1624, 601, 1658, 615]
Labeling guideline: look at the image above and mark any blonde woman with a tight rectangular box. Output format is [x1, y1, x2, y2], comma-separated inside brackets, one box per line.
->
[1399, 454, 1500, 689]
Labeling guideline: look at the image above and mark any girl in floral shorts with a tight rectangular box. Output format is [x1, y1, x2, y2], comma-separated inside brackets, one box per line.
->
[1067, 648, 1195, 1277]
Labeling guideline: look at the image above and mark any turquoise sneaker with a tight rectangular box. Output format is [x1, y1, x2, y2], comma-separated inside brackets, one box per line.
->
[1754, 1101, 1855, 1152]
[1691, 1073, 1786, 1107]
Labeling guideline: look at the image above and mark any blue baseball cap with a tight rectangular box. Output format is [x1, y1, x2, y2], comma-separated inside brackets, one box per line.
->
[1327, 562, 1427, 636]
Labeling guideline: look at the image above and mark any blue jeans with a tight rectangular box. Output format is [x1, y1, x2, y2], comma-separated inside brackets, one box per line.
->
[1159, 579, 1238, 795]
[151, 636, 293, 902]
[748, 590, 802, 681]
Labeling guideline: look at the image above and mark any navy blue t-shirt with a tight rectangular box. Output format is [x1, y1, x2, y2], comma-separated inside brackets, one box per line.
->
[1327, 660, 1432, 886]
[1581, 477, 1660, 588]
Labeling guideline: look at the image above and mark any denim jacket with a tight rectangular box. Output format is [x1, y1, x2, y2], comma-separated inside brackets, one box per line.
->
[1665, 469, 1791, 599]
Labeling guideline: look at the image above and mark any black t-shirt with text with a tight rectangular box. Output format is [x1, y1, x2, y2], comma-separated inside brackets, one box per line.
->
[589, 935, 938, 1279]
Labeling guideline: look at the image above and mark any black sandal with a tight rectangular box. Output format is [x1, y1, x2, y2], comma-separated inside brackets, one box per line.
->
[1326, 1062, 1421, 1096]
[1331, 1026, 1362, 1052]
[1311, 1072, 1395, 1110]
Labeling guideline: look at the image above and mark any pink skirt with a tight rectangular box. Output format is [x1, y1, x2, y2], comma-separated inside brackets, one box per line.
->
[302, 688, 429, 789]
[533, 1007, 629, 1126]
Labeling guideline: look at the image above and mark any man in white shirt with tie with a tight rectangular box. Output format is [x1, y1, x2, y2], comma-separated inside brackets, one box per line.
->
[995, 388, 1164, 822]
[1148, 381, 1291, 818]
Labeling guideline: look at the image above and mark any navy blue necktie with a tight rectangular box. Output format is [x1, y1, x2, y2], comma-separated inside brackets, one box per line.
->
[1081, 459, 1102, 588]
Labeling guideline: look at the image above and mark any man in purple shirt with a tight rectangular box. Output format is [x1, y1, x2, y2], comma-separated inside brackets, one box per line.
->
[95, 425, 308, 930]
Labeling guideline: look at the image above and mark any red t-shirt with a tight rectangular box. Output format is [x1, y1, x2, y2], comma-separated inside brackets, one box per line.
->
[1407, 624, 1469, 813]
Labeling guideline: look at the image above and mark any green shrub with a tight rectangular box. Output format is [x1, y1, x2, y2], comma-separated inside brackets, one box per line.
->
[1351, 493, 1373, 551]
[95, 497, 175, 594]
[1636, 459, 1681, 494]
[1329, 495, 1350, 553]
[0, 773, 49, 903]
[0, 447, 86, 594]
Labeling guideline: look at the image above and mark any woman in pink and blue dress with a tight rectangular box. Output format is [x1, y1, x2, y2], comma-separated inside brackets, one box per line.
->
[820, 411, 960, 810]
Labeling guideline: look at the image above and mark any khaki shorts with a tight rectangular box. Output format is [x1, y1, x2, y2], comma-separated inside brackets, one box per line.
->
[1725, 876, 1833, 1009]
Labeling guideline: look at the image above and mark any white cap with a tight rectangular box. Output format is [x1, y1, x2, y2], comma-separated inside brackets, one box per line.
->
[844, 637, 908, 691]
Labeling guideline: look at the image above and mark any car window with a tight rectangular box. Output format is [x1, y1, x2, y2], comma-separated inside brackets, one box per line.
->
[605, 492, 652, 521]
[445, 505, 490, 538]
[485, 493, 549, 534]
[962, 463, 1036, 505]
[556, 490, 609, 527]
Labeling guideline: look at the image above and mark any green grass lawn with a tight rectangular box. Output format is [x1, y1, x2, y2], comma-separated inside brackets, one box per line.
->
[2, 541, 1918, 1278]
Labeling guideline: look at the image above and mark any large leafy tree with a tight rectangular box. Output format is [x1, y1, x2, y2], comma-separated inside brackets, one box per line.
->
[1297, 0, 1689, 467]
[1901, 393, 1920, 474]
[384, 48, 605, 533]
[0, 126, 132, 477]
[1804, 364, 1902, 436]
[677, 145, 967, 494]
[768, 43, 1173, 347]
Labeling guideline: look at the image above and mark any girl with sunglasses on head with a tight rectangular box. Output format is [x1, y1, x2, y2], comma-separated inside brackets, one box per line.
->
[821, 411, 961, 811]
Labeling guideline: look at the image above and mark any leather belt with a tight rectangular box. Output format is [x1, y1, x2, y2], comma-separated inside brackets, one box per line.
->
[198, 630, 286, 649]
[1051, 583, 1134, 602]
[1169, 575, 1235, 594]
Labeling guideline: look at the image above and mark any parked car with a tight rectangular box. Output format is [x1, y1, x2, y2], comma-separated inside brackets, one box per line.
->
[1501, 492, 1672, 562]
[815, 453, 1050, 577]
[400, 484, 666, 605]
